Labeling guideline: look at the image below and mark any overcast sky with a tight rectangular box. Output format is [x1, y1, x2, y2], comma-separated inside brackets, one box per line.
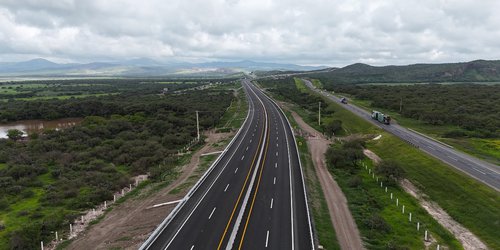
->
[1, 0, 499, 66]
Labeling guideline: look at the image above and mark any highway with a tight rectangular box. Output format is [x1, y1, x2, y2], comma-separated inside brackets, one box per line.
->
[301, 79, 500, 191]
[140, 79, 314, 250]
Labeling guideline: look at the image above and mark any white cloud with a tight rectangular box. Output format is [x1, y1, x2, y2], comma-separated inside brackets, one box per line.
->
[0, 0, 499, 66]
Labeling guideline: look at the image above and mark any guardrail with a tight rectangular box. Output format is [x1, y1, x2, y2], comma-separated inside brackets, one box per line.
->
[255, 83, 316, 250]
[139, 87, 253, 250]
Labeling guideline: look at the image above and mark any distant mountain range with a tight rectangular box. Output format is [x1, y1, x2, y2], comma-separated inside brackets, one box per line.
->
[305, 60, 500, 84]
[0, 58, 326, 77]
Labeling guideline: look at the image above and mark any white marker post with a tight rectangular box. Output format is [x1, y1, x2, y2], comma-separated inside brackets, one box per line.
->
[402, 205, 405, 214]
[437, 245, 440, 250]
[104, 201, 107, 209]
[409, 213, 412, 222]
[70, 223, 73, 235]
[425, 230, 428, 241]
[390, 193, 393, 199]
[385, 187, 387, 192]
[114, 194, 116, 202]
[417, 222, 420, 231]
[396, 198, 399, 206]
[55, 231, 58, 241]
[41, 241, 44, 250]
[380, 182, 383, 187]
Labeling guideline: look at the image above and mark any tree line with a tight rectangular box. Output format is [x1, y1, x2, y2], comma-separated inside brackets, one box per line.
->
[0, 83, 234, 249]
[331, 83, 500, 138]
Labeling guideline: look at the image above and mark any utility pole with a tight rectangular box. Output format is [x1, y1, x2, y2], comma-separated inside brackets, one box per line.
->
[196, 111, 200, 141]
[318, 102, 321, 125]
[399, 97, 403, 113]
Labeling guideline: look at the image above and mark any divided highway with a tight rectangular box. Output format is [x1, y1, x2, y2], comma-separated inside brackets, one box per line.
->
[140, 79, 314, 249]
[302, 79, 500, 191]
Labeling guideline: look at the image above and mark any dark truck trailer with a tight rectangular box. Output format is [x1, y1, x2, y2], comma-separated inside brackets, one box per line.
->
[371, 110, 391, 125]
[340, 97, 348, 104]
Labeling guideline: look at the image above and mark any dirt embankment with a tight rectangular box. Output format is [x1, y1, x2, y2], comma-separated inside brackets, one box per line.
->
[363, 149, 488, 250]
[400, 179, 488, 250]
[286, 107, 364, 250]
[66, 130, 233, 250]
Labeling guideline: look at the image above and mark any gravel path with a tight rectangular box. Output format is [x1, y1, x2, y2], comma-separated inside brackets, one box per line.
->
[288, 109, 365, 250]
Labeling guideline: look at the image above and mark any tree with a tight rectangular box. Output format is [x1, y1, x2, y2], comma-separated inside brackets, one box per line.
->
[7, 129, 23, 141]
[323, 119, 342, 136]
[375, 160, 405, 184]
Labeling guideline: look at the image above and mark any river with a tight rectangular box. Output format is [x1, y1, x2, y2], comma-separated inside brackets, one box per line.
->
[0, 118, 82, 139]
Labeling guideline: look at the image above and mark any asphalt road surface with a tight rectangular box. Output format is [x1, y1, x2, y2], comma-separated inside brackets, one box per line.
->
[302, 78, 500, 191]
[140, 79, 314, 250]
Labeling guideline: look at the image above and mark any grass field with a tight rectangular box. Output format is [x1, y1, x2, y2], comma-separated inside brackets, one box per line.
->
[265, 79, 500, 249]
[217, 84, 248, 130]
[294, 77, 309, 93]
[311, 79, 323, 88]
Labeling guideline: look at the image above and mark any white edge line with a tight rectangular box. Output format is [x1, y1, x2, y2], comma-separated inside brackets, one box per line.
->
[225, 80, 269, 250]
[140, 81, 254, 250]
[265, 230, 270, 248]
[208, 207, 216, 219]
[258, 83, 316, 250]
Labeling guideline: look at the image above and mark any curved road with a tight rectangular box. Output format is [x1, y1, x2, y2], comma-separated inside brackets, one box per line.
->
[140, 79, 314, 250]
[302, 78, 500, 191]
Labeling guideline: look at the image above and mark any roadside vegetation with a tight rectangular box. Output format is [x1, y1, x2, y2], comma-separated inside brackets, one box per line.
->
[323, 82, 500, 164]
[0, 79, 236, 249]
[258, 77, 500, 249]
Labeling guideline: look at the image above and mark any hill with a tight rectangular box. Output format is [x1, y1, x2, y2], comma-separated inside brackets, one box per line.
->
[306, 60, 500, 84]
[0, 59, 325, 77]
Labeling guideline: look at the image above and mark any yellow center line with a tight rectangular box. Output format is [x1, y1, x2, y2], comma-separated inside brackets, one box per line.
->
[216, 96, 267, 250]
[238, 110, 271, 250]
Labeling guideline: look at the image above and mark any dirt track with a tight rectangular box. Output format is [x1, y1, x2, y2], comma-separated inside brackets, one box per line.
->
[288, 110, 364, 250]
[66, 130, 232, 250]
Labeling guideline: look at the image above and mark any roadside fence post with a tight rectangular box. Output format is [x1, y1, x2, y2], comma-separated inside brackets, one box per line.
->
[402, 205, 405, 214]
[41, 241, 44, 250]
[409, 213, 412, 222]
[425, 230, 428, 241]
[390, 193, 393, 199]
[396, 198, 399, 206]
[417, 222, 420, 231]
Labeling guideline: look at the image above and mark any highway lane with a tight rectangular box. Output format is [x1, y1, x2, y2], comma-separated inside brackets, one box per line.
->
[142, 79, 267, 249]
[230, 82, 314, 249]
[301, 79, 500, 191]
[141, 79, 314, 250]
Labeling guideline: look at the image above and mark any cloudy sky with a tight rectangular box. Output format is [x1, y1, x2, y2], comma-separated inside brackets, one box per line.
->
[1, 0, 499, 66]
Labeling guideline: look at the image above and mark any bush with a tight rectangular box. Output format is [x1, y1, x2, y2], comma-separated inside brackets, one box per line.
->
[364, 214, 391, 233]
[348, 176, 362, 187]
[375, 160, 405, 185]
